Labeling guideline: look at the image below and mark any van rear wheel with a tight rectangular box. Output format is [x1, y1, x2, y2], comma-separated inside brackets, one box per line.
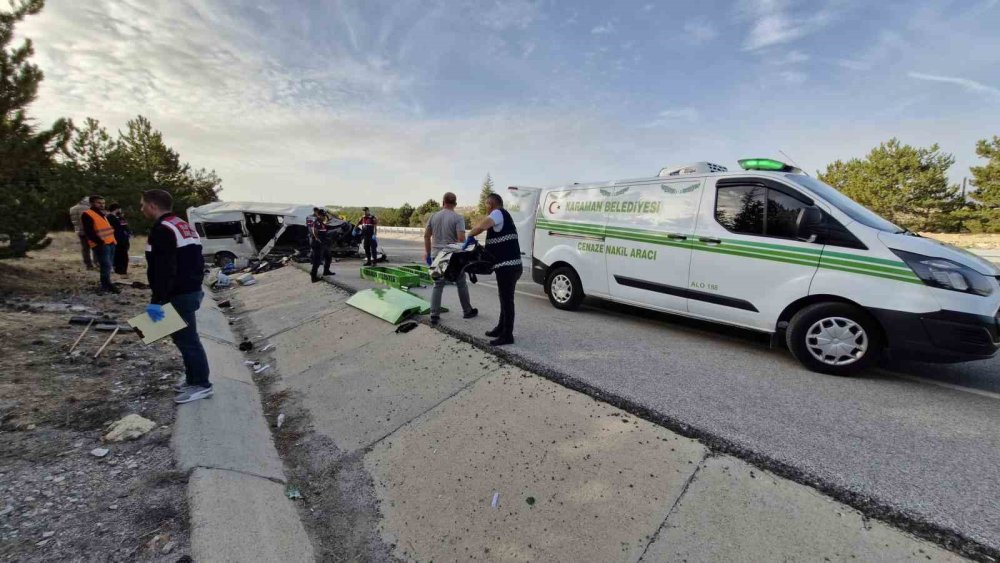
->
[786, 302, 882, 376]
[546, 267, 584, 310]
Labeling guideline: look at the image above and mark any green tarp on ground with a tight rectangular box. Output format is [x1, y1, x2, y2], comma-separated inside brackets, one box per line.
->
[346, 287, 434, 324]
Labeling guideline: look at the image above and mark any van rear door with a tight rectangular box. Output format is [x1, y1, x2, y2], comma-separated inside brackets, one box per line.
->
[506, 186, 542, 264]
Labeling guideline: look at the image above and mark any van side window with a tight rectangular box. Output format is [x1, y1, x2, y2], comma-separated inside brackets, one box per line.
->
[716, 185, 807, 239]
[202, 221, 243, 239]
[716, 186, 764, 235]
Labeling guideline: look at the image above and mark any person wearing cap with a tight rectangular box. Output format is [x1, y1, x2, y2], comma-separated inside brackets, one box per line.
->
[424, 192, 477, 325]
[310, 209, 335, 282]
[358, 206, 378, 266]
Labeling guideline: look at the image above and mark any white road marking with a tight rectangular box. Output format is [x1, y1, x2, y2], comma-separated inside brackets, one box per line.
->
[883, 371, 1000, 401]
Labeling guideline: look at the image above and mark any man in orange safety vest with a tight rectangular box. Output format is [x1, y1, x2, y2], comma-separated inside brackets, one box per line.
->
[81, 195, 119, 294]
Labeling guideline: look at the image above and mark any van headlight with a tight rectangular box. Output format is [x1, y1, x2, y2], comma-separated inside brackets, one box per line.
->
[891, 250, 995, 297]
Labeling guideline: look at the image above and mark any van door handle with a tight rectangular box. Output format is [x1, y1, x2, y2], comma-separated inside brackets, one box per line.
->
[699, 237, 721, 245]
[667, 234, 687, 241]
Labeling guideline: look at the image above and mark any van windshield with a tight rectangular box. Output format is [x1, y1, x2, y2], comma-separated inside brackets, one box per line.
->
[785, 175, 903, 233]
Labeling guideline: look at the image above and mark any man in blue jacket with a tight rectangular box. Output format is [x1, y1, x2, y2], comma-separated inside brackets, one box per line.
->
[140, 189, 212, 404]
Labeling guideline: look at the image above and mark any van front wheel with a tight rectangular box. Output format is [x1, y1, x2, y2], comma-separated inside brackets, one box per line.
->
[546, 267, 584, 310]
[786, 303, 882, 376]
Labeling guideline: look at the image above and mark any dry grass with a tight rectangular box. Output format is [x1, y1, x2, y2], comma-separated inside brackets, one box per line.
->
[921, 233, 1000, 250]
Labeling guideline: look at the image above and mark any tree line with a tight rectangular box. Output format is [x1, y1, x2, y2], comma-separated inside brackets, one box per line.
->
[0, 1, 220, 258]
[330, 174, 496, 229]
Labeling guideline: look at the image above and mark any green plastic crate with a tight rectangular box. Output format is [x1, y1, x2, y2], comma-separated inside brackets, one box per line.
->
[398, 265, 434, 284]
[360, 266, 422, 289]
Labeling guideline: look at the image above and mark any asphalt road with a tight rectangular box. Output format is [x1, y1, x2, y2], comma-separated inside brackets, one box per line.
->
[358, 238, 1000, 552]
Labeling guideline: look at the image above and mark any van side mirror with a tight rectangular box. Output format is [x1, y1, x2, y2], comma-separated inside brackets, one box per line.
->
[795, 206, 823, 243]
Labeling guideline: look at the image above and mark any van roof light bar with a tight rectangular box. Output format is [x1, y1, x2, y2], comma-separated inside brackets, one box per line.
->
[738, 158, 795, 172]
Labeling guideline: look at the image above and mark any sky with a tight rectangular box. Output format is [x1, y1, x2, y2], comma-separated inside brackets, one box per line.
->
[16, 0, 1000, 207]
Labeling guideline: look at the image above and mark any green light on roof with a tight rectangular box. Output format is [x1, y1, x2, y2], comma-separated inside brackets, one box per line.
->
[738, 158, 789, 171]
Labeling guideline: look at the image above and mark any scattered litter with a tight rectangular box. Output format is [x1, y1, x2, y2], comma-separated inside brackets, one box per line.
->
[217, 299, 232, 308]
[90, 448, 110, 458]
[238, 339, 254, 352]
[253, 364, 271, 374]
[236, 273, 257, 286]
[94, 323, 130, 332]
[108, 504, 118, 511]
[162, 541, 176, 555]
[491, 492, 500, 508]
[260, 343, 275, 353]
[285, 485, 303, 500]
[244, 360, 256, 366]
[211, 272, 231, 289]
[395, 321, 419, 334]
[526, 496, 536, 506]
[69, 315, 111, 325]
[42, 531, 55, 539]
[103, 414, 156, 442]
[276, 413, 285, 428]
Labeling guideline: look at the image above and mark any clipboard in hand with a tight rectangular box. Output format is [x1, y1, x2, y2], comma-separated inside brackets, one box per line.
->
[128, 304, 188, 344]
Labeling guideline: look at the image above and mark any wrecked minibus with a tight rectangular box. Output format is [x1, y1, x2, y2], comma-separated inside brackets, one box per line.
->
[186, 202, 323, 266]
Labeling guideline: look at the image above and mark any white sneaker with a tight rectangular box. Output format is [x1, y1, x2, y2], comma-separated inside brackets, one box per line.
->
[174, 386, 214, 404]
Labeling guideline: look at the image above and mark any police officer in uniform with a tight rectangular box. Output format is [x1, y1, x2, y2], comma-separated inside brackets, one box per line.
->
[140, 189, 212, 404]
[310, 209, 335, 282]
[358, 207, 378, 266]
[465, 193, 522, 346]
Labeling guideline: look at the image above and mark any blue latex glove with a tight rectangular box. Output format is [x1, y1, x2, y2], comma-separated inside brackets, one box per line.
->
[425, 254, 433, 266]
[461, 235, 476, 250]
[146, 303, 165, 322]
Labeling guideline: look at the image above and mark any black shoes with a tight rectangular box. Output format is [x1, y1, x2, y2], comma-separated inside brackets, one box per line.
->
[429, 316, 440, 326]
[322, 271, 335, 276]
[485, 327, 501, 338]
[463, 308, 478, 319]
[489, 337, 514, 346]
[311, 275, 320, 283]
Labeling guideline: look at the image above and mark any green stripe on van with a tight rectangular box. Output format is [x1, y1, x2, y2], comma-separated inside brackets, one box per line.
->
[535, 219, 920, 284]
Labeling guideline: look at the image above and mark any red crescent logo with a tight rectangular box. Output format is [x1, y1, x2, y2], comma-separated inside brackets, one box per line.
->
[548, 201, 560, 215]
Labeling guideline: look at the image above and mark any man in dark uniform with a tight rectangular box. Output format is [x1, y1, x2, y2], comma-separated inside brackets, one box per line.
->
[358, 206, 378, 266]
[310, 209, 335, 282]
[140, 189, 212, 405]
[107, 203, 132, 276]
[465, 193, 522, 346]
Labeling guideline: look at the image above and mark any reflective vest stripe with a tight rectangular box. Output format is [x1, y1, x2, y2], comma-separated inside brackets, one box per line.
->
[83, 210, 116, 248]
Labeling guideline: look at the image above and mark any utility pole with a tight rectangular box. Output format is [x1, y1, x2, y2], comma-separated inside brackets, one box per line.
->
[961, 177, 967, 202]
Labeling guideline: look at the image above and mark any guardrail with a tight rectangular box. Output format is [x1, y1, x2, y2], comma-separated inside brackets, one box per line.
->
[378, 226, 424, 235]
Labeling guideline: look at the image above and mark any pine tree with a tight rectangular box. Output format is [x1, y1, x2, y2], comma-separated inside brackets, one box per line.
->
[819, 139, 962, 232]
[966, 136, 1000, 232]
[0, 0, 72, 257]
[477, 173, 494, 215]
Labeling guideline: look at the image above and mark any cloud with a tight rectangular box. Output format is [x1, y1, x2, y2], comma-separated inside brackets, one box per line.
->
[837, 59, 871, 71]
[683, 18, 718, 44]
[591, 21, 615, 35]
[779, 70, 807, 84]
[644, 107, 700, 128]
[908, 72, 1000, 101]
[741, 0, 834, 51]
[479, 0, 542, 30]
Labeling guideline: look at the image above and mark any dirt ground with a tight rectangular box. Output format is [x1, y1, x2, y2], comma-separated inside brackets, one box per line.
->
[0, 232, 190, 562]
[921, 232, 1000, 250]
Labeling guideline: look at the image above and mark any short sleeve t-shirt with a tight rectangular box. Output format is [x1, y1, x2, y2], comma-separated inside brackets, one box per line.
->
[488, 209, 504, 232]
[427, 209, 467, 252]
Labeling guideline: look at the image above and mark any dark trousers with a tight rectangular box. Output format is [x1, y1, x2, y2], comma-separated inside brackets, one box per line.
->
[78, 234, 94, 268]
[363, 235, 376, 262]
[113, 241, 130, 275]
[494, 266, 522, 339]
[170, 291, 211, 388]
[310, 243, 332, 277]
[94, 244, 115, 290]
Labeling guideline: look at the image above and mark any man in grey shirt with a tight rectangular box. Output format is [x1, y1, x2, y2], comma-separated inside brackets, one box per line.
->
[424, 192, 477, 325]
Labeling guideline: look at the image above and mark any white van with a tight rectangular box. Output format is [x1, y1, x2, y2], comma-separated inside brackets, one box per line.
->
[509, 159, 1000, 375]
[187, 202, 315, 266]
